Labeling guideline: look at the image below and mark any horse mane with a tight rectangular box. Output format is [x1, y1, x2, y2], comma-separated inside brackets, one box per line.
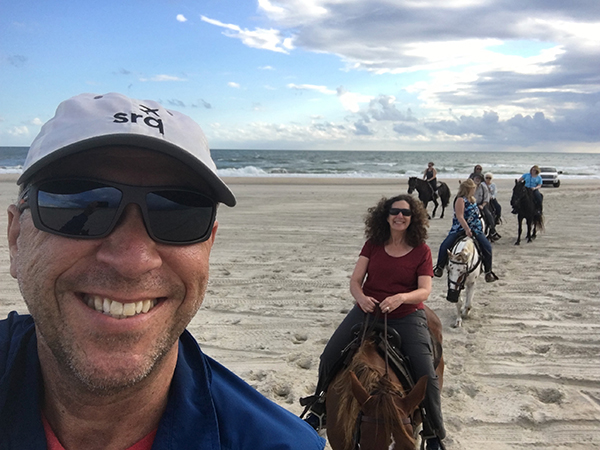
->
[331, 341, 414, 450]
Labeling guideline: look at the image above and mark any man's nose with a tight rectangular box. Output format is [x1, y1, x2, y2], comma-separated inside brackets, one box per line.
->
[95, 204, 162, 277]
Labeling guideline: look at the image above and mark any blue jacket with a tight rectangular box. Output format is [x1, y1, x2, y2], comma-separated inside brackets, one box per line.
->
[0, 312, 325, 450]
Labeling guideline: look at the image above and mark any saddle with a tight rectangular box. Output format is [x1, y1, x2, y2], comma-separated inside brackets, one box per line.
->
[300, 319, 442, 415]
[450, 232, 483, 259]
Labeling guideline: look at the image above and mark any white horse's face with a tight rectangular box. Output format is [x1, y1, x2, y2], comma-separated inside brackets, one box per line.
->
[448, 253, 469, 286]
[446, 240, 476, 302]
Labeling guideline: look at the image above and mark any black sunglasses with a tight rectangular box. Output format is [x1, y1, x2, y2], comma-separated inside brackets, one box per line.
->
[19, 178, 217, 245]
[389, 208, 412, 216]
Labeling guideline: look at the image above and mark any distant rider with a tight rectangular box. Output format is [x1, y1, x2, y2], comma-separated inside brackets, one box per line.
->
[469, 164, 483, 180]
[484, 172, 502, 224]
[423, 162, 438, 199]
[473, 173, 500, 241]
[518, 165, 543, 213]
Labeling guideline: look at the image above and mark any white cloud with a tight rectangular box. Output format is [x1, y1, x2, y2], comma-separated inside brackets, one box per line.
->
[176, 14, 187, 22]
[8, 125, 29, 137]
[287, 83, 373, 113]
[251, 1, 600, 128]
[336, 86, 373, 113]
[287, 83, 336, 95]
[228, 82, 241, 88]
[140, 75, 186, 82]
[201, 15, 294, 54]
[258, 0, 328, 22]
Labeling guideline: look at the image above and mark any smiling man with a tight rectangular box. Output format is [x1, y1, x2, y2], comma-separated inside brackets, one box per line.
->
[0, 93, 325, 450]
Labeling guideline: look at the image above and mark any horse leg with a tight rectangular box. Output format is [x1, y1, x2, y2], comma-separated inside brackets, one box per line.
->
[532, 223, 537, 240]
[439, 204, 445, 219]
[515, 216, 523, 245]
[431, 198, 438, 218]
[422, 199, 431, 220]
[453, 296, 463, 328]
[463, 280, 474, 318]
[526, 218, 533, 243]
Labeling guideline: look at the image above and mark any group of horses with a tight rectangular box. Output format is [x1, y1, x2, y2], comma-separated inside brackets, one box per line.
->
[446, 179, 545, 324]
[408, 176, 544, 245]
[315, 177, 545, 450]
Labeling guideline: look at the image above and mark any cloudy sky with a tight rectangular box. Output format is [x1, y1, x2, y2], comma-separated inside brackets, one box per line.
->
[1, 0, 599, 152]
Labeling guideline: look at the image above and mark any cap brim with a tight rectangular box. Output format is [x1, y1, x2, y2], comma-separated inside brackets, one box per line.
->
[18, 134, 236, 207]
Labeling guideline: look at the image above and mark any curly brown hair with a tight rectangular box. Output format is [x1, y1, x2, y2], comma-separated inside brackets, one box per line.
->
[364, 194, 429, 247]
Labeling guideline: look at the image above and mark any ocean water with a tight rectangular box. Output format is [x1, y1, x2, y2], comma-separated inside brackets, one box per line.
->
[1, 147, 599, 180]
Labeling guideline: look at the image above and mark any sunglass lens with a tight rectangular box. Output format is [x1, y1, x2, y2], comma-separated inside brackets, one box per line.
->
[389, 208, 412, 216]
[37, 181, 121, 237]
[146, 191, 215, 243]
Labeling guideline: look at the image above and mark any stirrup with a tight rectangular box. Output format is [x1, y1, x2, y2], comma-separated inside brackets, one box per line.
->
[304, 410, 327, 432]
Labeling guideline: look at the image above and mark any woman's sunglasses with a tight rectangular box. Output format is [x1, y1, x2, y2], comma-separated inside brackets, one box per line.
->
[18, 178, 217, 245]
[389, 208, 412, 216]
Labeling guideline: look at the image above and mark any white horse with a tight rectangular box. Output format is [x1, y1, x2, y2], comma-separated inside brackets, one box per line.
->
[445, 236, 482, 328]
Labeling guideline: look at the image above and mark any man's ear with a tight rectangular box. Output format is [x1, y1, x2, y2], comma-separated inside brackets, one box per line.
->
[7, 204, 21, 279]
[209, 220, 218, 246]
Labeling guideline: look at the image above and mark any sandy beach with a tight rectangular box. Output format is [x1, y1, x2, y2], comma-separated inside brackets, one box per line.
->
[1, 175, 599, 449]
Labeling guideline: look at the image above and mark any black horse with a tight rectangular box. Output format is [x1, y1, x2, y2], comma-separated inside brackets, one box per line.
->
[407, 177, 451, 219]
[510, 180, 544, 245]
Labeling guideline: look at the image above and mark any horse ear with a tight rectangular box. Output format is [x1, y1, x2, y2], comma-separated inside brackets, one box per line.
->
[447, 249, 452, 259]
[349, 371, 371, 406]
[396, 375, 428, 414]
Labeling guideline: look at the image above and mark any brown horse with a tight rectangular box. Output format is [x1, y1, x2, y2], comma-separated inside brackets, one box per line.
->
[325, 306, 444, 450]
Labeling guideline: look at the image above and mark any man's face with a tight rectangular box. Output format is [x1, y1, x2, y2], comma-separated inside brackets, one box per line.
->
[8, 147, 218, 394]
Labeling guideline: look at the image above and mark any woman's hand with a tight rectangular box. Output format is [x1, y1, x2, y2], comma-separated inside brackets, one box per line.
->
[379, 294, 405, 314]
[465, 227, 473, 238]
[356, 295, 379, 313]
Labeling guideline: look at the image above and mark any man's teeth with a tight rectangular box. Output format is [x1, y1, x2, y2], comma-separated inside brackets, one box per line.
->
[85, 295, 157, 318]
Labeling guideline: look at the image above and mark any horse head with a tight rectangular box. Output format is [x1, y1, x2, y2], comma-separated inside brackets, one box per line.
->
[349, 372, 428, 450]
[446, 239, 477, 302]
[511, 179, 527, 208]
[407, 177, 417, 194]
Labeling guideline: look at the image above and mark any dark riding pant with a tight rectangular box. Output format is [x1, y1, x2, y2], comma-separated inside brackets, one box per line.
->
[428, 179, 437, 196]
[532, 190, 543, 210]
[436, 232, 492, 273]
[481, 205, 496, 235]
[317, 306, 446, 440]
[490, 198, 502, 220]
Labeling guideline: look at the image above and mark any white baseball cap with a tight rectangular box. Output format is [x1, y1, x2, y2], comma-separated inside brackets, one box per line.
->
[20, 92, 236, 206]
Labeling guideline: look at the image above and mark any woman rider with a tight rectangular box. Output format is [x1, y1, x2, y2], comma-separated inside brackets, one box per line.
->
[485, 172, 502, 224]
[434, 178, 498, 283]
[423, 162, 438, 198]
[304, 194, 446, 450]
[518, 165, 543, 213]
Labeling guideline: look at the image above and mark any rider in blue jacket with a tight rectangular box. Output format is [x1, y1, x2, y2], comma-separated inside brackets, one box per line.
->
[518, 165, 544, 212]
